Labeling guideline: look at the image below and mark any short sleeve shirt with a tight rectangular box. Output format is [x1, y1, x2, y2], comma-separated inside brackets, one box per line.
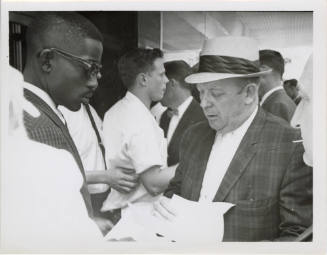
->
[101, 92, 167, 211]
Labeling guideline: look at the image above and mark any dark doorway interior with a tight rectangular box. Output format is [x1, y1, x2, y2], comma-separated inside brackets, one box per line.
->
[79, 12, 138, 118]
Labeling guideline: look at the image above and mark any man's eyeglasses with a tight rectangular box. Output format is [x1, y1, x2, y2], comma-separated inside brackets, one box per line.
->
[40, 48, 102, 79]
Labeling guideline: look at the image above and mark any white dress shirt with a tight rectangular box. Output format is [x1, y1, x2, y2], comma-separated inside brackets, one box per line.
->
[260, 85, 284, 106]
[102, 92, 167, 211]
[166, 96, 193, 144]
[23, 82, 66, 124]
[150, 102, 167, 124]
[59, 104, 109, 194]
[199, 107, 258, 202]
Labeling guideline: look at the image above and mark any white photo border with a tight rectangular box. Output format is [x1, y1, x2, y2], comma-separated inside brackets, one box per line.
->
[0, 0, 326, 254]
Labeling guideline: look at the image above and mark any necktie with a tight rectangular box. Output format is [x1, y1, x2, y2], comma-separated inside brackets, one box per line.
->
[160, 108, 178, 137]
[167, 108, 179, 118]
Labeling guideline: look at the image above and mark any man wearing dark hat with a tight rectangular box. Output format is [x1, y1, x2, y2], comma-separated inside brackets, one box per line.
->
[160, 60, 206, 166]
[156, 36, 312, 241]
[259, 49, 296, 122]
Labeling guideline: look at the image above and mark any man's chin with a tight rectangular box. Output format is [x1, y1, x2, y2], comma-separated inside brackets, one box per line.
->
[154, 97, 164, 103]
[207, 121, 219, 131]
[160, 101, 169, 107]
[207, 119, 226, 132]
[66, 103, 81, 112]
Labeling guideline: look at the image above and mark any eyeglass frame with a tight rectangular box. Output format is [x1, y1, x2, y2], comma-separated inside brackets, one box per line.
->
[40, 47, 102, 79]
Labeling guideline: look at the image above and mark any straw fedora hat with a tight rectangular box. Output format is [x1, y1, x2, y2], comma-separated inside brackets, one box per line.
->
[185, 36, 271, 84]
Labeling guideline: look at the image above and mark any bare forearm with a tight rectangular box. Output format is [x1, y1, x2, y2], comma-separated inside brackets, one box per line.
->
[86, 168, 139, 194]
[155, 164, 178, 189]
[86, 171, 109, 185]
[141, 164, 178, 195]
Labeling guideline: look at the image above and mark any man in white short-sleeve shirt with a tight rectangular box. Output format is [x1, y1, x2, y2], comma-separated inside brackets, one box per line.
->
[101, 48, 176, 211]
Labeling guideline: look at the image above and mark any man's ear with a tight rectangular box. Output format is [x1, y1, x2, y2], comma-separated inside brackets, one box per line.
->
[136, 73, 147, 87]
[38, 49, 54, 73]
[170, 78, 178, 88]
[244, 83, 258, 104]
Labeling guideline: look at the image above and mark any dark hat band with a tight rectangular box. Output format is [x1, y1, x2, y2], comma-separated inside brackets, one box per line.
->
[198, 55, 260, 75]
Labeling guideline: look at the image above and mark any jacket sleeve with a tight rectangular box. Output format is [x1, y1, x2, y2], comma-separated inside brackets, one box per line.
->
[274, 142, 313, 241]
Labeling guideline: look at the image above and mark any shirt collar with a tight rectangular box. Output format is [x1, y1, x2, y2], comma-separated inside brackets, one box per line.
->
[176, 96, 193, 117]
[125, 91, 147, 109]
[260, 84, 284, 106]
[23, 81, 66, 124]
[125, 91, 155, 118]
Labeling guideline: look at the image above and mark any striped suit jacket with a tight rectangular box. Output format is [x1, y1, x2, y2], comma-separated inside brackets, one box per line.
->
[165, 108, 312, 241]
[23, 89, 94, 218]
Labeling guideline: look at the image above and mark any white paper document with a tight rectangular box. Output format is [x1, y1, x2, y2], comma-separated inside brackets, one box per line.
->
[104, 195, 234, 242]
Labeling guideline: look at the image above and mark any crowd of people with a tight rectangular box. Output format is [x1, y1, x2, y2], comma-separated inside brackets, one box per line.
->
[2, 12, 313, 249]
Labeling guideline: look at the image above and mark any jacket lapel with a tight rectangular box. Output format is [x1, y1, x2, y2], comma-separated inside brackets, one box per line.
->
[24, 89, 93, 217]
[24, 89, 85, 175]
[24, 89, 64, 129]
[168, 99, 196, 150]
[213, 108, 266, 202]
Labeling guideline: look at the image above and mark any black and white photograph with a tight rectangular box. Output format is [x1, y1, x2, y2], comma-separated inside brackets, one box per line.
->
[0, 0, 326, 253]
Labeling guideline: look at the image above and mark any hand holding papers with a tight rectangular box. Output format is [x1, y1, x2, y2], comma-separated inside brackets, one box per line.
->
[105, 195, 234, 242]
[154, 195, 235, 241]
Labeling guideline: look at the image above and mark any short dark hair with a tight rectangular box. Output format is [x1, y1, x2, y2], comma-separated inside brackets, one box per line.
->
[26, 12, 103, 56]
[164, 60, 192, 90]
[283, 79, 298, 87]
[259, 49, 285, 78]
[118, 48, 163, 89]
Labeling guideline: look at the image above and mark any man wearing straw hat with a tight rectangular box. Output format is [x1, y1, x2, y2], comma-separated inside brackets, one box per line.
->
[159, 36, 312, 241]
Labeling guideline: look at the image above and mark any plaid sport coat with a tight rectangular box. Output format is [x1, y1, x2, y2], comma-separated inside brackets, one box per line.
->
[23, 88, 94, 218]
[165, 108, 312, 241]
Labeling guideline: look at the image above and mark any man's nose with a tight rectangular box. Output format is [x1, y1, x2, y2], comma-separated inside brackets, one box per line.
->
[87, 76, 99, 90]
[200, 92, 212, 109]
